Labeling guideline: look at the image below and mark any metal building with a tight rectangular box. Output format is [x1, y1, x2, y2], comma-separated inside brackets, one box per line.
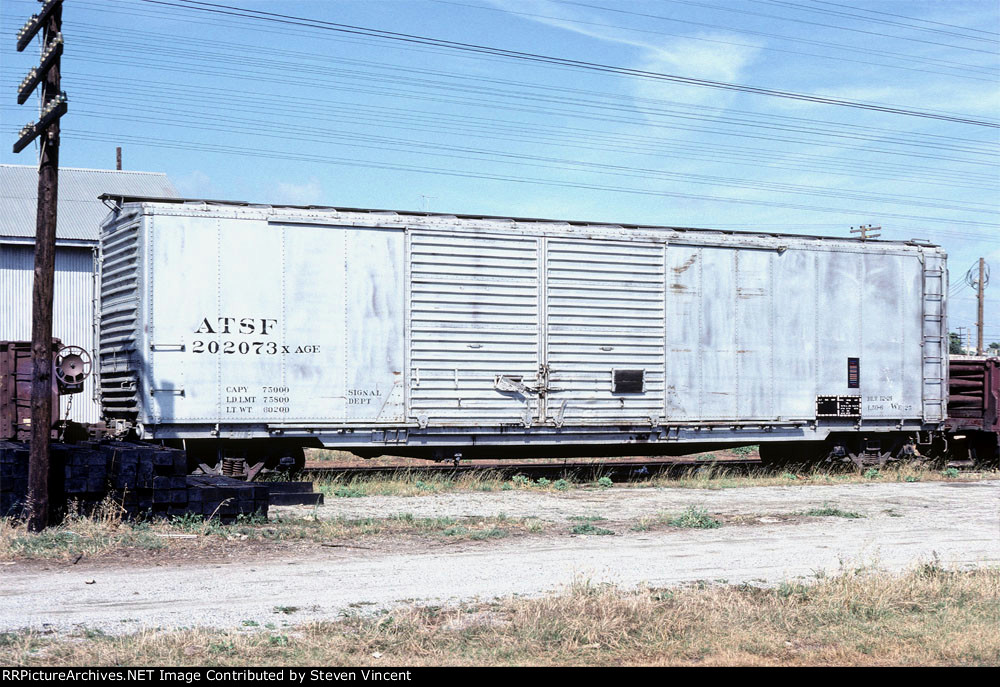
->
[0, 164, 178, 424]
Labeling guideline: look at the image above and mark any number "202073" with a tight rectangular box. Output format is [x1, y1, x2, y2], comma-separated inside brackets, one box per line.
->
[191, 340, 278, 355]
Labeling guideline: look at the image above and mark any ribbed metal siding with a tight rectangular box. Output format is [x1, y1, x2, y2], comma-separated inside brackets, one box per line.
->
[98, 219, 142, 419]
[409, 231, 540, 424]
[0, 164, 179, 241]
[0, 244, 100, 423]
[545, 239, 665, 423]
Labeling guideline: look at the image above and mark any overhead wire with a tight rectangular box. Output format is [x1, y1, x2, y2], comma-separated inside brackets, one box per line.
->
[659, 0, 999, 54]
[6, 124, 997, 240]
[754, 0, 1000, 44]
[130, 0, 999, 127]
[429, 0, 999, 83]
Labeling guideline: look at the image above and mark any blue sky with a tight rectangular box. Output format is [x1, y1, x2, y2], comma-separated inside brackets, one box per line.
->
[2, 0, 998, 344]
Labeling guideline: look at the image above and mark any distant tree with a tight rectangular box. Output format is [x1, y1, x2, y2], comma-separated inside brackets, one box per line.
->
[949, 332, 964, 354]
[989, 341, 1000, 354]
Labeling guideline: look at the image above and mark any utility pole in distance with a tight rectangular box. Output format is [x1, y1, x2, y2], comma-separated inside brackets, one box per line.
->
[850, 224, 881, 241]
[14, 0, 67, 532]
[976, 258, 987, 355]
[965, 258, 990, 356]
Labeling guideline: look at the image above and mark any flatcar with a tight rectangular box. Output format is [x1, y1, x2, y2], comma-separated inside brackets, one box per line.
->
[95, 196, 995, 469]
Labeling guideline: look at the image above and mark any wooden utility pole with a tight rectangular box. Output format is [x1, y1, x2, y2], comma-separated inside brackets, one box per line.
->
[15, 0, 67, 532]
[116, 146, 122, 170]
[850, 224, 881, 240]
[977, 258, 985, 356]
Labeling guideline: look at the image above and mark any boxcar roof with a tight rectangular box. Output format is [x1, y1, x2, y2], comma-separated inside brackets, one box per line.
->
[99, 194, 940, 249]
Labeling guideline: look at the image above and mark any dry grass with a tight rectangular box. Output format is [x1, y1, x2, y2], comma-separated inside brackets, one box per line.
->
[311, 463, 999, 499]
[0, 504, 543, 562]
[647, 462, 999, 491]
[3, 564, 997, 666]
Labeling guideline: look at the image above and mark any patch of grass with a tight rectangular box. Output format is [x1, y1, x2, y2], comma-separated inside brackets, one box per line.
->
[0, 508, 544, 562]
[331, 486, 366, 498]
[942, 467, 960, 478]
[569, 523, 614, 536]
[568, 515, 606, 522]
[273, 606, 298, 615]
[0, 499, 166, 561]
[311, 462, 996, 499]
[803, 506, 864, 519]
[637, 463, 998, 492]
[667, 507, 721, 529]
[314, 469, 508, 499]
[732, 445, 759, 456]
[4, 565, 997, 666]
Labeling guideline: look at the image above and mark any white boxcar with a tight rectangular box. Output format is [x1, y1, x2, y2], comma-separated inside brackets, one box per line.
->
[98, 198, 947, 462]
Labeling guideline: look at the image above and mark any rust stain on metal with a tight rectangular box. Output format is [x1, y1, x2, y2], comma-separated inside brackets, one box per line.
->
[672, 254, 697, 274]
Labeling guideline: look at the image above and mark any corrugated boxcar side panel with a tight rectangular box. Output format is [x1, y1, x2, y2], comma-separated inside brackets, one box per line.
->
[699, 247, 740, 419]
[408, 231, 540, 425]
[858, 253, 924, 418]
[772, 249, 817, 419]
[735, 249, 774, 419]
[147, 214, 221, 422]
[664, 246, 699, 419]
[146, 216, 405, 425]
[816, 251, 862, 398]
[343, 227, 405, 422]
[545, 238, 665, 423]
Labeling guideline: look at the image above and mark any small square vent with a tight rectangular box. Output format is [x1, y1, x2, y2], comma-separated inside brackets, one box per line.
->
[612, 369, 645, 394]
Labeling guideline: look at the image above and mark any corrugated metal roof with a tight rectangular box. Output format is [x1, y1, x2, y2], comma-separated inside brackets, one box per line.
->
[0, 164, 179, 242]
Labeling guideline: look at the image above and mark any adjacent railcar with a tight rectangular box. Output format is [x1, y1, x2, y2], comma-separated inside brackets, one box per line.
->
[97, 197, 949, 466]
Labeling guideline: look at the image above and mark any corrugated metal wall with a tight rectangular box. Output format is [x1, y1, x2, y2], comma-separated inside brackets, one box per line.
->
[409, 231, 541, 425]
[0, 243, 99, 423]
[545, 238, 666, 423]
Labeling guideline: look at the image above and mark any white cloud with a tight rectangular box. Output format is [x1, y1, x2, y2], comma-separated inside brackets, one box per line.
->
[631, 34, 762, 112]
[489, 1, 762, 116]
[274, 177, 324, 205]
[173, 169, 216, 198]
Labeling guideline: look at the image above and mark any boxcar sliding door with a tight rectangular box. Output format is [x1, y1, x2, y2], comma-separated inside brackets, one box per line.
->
[543, 238, 667, 425]
[407, 230, 542, 427]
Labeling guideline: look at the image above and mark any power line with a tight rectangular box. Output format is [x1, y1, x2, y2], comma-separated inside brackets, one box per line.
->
[36, 33, 999, 159]
[430, 0, 998, 83]
[11, 126, 997, 236]
[35, 98, 997, 217]
[11, 25, 996, 169]
[133, 0, 1000, 127]
[664, 0, 999, 54]
[552, 0, 999, 73]
[784, 0, 1000, 40]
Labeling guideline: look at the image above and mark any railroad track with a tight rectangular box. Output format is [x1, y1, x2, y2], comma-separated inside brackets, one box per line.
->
[303, 458, 762, 481]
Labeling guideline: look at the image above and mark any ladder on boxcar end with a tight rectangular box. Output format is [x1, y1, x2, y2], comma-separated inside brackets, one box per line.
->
[921, 255, 947, 423]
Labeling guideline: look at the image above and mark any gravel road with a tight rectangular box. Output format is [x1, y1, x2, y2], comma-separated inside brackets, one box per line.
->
[2, 480, 997, 634]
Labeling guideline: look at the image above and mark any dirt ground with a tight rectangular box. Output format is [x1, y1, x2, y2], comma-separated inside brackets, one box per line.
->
[2, 479, 997, 634]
